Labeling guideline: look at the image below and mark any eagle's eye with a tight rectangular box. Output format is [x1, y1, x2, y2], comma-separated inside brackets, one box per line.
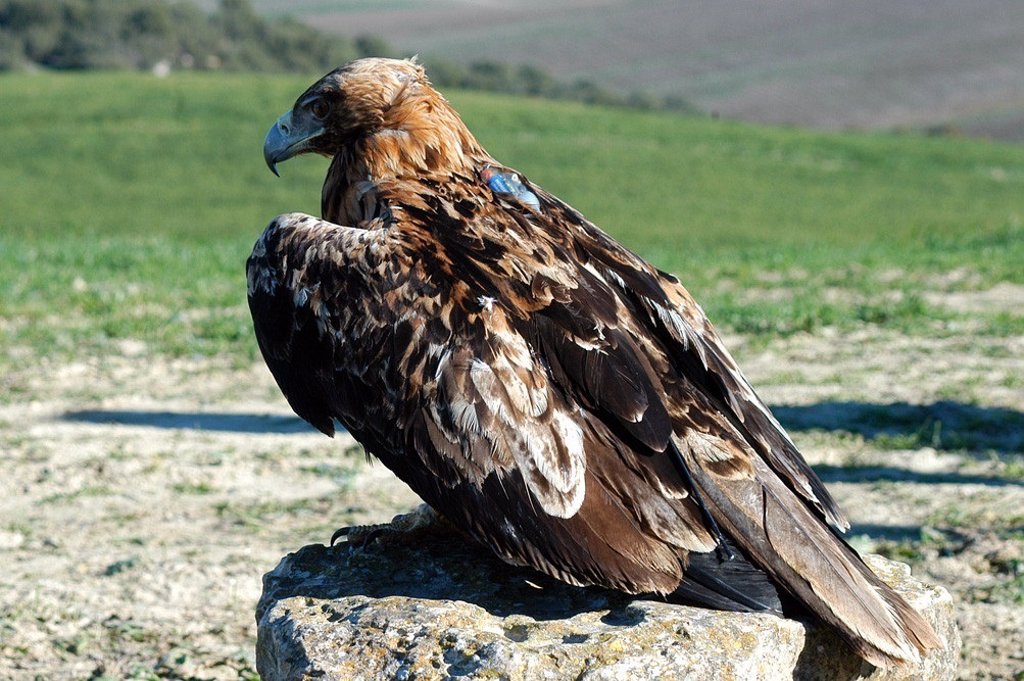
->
[310, 99, 331, 120]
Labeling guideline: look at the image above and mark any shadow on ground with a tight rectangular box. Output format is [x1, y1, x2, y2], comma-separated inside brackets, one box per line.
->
[773, 400, 1024, 456]
[811, 464, 1020, 487]
[844, 524, 929, 542]
[62, 409, 318, 434]
[62, 401, 1023, 457]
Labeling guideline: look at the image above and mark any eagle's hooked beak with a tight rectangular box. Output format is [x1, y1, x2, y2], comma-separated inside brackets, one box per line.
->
[263, 110, 325, 177]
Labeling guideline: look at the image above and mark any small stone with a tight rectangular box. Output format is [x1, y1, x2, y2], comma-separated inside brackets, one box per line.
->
[0, 529, 25, 550]
[255, 537, 960, 681]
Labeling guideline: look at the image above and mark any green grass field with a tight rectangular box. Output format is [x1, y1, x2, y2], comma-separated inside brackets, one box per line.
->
[1, 71, 1022, 376]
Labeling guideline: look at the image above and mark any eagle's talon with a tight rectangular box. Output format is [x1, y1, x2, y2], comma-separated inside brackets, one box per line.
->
[329, 523, 383, 547]
[330, 504, 448, 548]
[329, 526, 351, 546]
[364, 528, 387, 546]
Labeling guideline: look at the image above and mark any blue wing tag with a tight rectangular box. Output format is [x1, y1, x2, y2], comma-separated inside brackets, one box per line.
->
[481, 166, 540, 210]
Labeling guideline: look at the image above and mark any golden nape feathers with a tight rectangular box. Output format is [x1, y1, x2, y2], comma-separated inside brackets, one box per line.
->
[250, 57, 940, 668]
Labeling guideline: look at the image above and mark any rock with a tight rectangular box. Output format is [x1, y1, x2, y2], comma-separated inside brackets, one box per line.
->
[255, 536, 959, 681]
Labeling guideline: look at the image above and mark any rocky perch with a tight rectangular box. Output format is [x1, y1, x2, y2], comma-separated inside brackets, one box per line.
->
[255, 536, 959, 681]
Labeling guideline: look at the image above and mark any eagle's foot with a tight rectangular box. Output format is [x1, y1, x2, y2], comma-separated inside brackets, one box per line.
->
[330, 503, 450, 547]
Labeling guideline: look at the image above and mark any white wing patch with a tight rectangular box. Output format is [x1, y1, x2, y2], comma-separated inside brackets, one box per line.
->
[477, 295, 496, 312]
[431, 338, 587, 519]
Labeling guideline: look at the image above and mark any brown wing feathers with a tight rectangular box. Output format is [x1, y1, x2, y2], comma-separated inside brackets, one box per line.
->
[540, 199, 940, 663]
[249, 58, 940, 669]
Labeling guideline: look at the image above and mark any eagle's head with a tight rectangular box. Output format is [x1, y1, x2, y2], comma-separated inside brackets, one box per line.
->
[264, 57, 478, 176]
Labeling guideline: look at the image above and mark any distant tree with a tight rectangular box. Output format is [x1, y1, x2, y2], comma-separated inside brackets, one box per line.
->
[0, 0, 61, 62]
[167, 2, 221, 68]
[125, 4, 172, 38]
[517, 64, 555, 97]
[0, 0, 60, 30]
[218, 0, 261, 41]
[0, 27, 25, 69]
[627, 90, 657, 111]
[567, 79, 624, 107]
[423, 58, 469, 88]
[466, 61, 512, 92]
[662, 94, 697, 114]
[355, 35, 391, 58]
[45, 1, 127, 69]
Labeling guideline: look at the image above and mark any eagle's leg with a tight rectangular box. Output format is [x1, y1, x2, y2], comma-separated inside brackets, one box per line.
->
[330, 503, 452, 547]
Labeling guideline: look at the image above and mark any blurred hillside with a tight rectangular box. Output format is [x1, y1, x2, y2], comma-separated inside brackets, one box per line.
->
[245, 0, 1024, 139]
[0, 0, 691, 112]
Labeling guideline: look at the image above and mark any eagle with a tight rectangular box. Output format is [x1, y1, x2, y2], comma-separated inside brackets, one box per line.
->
[248, 57, 939, 668]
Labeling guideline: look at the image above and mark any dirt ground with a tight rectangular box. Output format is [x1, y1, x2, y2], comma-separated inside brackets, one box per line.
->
[1, 325, 1022, 679]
